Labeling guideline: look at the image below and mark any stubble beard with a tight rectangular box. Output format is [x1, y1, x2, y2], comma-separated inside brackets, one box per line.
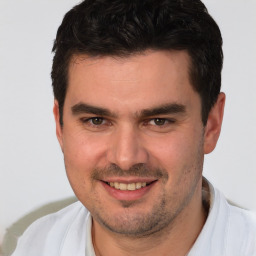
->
[92, 187, 170, 238]
[88, 150, 204, 239]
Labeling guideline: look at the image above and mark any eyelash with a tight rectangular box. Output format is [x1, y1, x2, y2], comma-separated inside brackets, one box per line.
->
[146, 118, 176, 126]
[80, 117, 108, 126]
[80, 117, 176, 128]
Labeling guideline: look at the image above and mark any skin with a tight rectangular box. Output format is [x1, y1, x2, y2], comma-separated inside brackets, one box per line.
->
[53, 50, 225, 256]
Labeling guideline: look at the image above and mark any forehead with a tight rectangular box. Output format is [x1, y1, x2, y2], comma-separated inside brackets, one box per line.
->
[65, 50, 198, 113]
[68, 50, 191, 82]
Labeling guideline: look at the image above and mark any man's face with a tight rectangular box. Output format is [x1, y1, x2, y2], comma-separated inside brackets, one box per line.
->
[54, 50, 221, 237]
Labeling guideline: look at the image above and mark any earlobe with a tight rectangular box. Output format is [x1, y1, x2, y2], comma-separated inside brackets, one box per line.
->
[204, 92, 225, 154]
[53, 100, 64, 150]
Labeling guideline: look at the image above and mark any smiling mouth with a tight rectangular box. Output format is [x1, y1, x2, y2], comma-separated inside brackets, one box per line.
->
[105, 181, 156, 191]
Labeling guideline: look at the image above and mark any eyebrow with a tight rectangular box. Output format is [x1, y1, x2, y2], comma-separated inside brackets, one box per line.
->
[139, 103, 186, 118]
[71, 102, 186, 118]
[71, 103, 117, 117]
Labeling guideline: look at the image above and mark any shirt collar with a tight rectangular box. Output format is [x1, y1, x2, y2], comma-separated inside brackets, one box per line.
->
[85, 213, 96, 256]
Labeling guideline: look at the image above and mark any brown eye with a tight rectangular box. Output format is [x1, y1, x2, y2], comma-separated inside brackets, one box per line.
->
[91, 117, 104, 125]
[153, 118, 166, 126]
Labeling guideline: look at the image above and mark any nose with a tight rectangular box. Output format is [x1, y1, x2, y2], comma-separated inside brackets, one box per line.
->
[106, 124, 149, 171]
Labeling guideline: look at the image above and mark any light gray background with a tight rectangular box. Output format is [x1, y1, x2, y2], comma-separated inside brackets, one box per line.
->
[0, 0, 256, 249]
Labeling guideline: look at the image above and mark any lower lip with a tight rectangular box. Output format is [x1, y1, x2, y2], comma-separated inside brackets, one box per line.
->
[101, 181, 156, 201]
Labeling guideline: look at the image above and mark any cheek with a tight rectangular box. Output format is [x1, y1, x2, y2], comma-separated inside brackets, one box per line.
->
[62, 131, 107, 187]
[147, 132, 202, 174]
[63, 130, 105, 163]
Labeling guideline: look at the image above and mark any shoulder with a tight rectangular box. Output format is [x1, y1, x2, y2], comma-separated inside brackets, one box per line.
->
[20, 201, 87, 238]
[11, 201, 89, 256]
[226, 203, 256, 255]
[190, 180, 256, 256]
[213, 186, 256, 255]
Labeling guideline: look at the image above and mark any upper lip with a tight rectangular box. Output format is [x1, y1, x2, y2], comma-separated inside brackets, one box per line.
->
[101, 177, 158, 184]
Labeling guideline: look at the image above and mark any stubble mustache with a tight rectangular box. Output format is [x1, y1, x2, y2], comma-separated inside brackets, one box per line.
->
[91, 163, 169, 182]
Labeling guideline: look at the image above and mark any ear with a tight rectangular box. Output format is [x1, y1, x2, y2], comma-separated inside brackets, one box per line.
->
[53, 100, 64, 150]
[204, 92, 225, 154]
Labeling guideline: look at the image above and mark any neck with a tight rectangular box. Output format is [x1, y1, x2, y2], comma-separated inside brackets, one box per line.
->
[92, 181, 207, 256]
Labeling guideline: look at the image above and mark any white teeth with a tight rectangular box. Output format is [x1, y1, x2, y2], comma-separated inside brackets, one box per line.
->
[135, 182, 142, 189]
[127, 183, 136, 190]
[109, 182, 148, 190]
[119, 183, 127, 190]
[114, 182, 120, 189]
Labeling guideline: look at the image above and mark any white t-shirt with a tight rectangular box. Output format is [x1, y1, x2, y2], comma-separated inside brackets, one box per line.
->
[11, 181, 256, 256]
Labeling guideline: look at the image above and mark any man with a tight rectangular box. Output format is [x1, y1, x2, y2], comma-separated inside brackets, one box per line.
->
[12, 0, 256, 255]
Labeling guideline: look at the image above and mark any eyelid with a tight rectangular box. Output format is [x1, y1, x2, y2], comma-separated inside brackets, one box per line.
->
[80, 116, 110, 126]
[79, 116, 176, 128]
[145, 117, 176, 125]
